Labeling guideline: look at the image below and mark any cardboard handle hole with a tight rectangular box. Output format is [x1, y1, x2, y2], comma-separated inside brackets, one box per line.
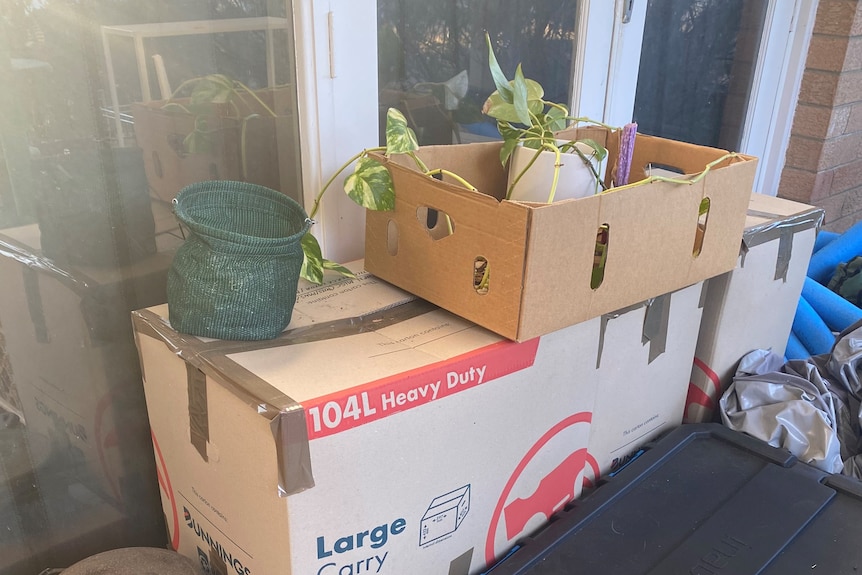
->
[693, 197, 710, 257]
[473, 257, 489, 295]
[591, 224, 610, 290]
[387, 220, 399, 256]
[645, 163, 685, 178]
[416, 206, 454, 241]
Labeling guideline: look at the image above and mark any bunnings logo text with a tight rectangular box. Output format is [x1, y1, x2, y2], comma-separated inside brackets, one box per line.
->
[185, 506, 251, 575]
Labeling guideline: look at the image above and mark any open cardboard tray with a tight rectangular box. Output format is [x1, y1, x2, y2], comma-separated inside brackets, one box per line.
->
[365, 126, 757, 341]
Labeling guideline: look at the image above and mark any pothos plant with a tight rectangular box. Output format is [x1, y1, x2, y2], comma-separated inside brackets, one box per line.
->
[299, 107, 476, 284]
[161, 74, 277, 181]
[163, 77, 473, 284]
[482, 33, 612, 201]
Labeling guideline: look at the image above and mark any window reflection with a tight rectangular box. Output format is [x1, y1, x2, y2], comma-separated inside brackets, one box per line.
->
[633, 0, 768, 150]
[0, 1, 300, 572]
[377, 1, 580, 146]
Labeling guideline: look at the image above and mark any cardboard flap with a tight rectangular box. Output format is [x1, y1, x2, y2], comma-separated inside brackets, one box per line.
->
[626, 133, 734, 180]
[373, 142, 509, 204]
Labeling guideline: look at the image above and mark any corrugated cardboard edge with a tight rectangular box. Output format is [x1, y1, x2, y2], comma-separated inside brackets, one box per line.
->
[131, 299, 436, 496]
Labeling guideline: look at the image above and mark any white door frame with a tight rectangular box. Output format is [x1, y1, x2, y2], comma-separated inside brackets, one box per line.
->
[293, 0, 378, 264]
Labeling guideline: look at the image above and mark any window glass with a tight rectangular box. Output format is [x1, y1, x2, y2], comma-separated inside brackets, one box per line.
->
[0, 1, 300, 572]
[377, 0, 580, 146]
[633, 0, 768, 150]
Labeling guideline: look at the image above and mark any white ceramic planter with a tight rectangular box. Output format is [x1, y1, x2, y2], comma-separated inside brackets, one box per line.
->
[507, 140, 606, 203]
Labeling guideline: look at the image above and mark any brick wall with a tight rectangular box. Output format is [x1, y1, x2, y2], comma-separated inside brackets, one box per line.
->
[779, 0, 862, 233]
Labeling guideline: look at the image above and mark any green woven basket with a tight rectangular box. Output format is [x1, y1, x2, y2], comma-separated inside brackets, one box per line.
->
[168, 181, 310, 340]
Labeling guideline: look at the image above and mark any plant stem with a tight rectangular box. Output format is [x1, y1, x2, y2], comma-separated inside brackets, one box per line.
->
[564, 116, 619, 131]
[308, 147, 386, 220]
[168, 78, 199, 99]
[545, 144, 562, 203]
[506, 145, 545, 200]
[423, 169, 478, 236]
[424, 169, 477, 192]
[161, 102, 192, 114]
[544, 101, 570, 117]
[602, 153, 739, 194]
[569, 145, 608, 192]
[234, 80, 278, 117]
[407, 151, 429, 173]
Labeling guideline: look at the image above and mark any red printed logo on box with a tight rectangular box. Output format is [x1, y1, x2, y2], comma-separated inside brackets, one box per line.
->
[485, 412, 600, 565]
[152, 431, 181, 551]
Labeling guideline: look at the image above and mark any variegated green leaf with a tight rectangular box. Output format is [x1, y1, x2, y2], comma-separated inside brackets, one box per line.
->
[301, 231, 357, 283]
[498, 122, 523, 142]
[524, 78, 544, 101]
[300, 231, 325, 284]
[190, 76, 234, 106]
[520, 125, 548, 150]
[546, 106, 568, 132]
[344, 156, 395, 211]
[322, 260, 357, 278]
[486, 33, 513, 104]
[483, 93, 522, 124]
[513, 65, 531, 125]
[184, 130, 211, 154]
[483, 79, 545, 124]
[499, 136, 520, 166]
[528, 98, 545, 116]
[384, 108, 418, 154]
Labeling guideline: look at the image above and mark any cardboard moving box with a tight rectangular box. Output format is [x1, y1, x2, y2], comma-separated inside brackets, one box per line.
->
[132, 87, 302, 204]
[0, 224, 173, 529]
[134, 263, 705, 574]
[685, 193, 824, 423]
[365, 127, 755, 341]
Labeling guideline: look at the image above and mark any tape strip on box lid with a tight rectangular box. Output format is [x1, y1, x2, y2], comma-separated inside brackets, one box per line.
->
[596, 282, 705, 369]
[132, 298, 436, 496]
[741, 207, 824, 281]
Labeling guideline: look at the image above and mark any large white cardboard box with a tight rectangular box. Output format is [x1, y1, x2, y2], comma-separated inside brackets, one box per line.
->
[134, 265, 704, 575]
[685, 193, 823, 423]
[589, 281, 705, 477]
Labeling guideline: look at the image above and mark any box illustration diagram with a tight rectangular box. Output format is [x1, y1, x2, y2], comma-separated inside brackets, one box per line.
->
[420, 485, 471, 546]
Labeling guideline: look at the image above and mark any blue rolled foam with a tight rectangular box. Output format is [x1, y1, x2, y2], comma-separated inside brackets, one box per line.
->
[801, 276, 862, 332]
[792, 296, 836, 356]
[813, 230, 840, 254]
[785, 331, 810, 361]
[808, 220, 862, 284]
